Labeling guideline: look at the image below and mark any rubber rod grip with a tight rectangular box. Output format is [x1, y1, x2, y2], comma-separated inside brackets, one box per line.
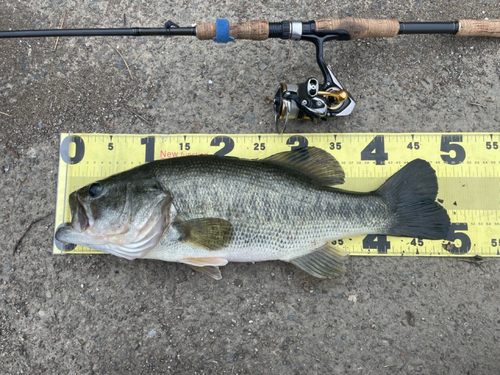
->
[315, 18, 400, 39]
[196, 20, 269, 40]
[457, 19, 500, 37]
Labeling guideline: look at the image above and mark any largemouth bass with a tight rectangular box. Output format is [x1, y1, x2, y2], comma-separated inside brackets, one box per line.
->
[55, 147, 450, 280]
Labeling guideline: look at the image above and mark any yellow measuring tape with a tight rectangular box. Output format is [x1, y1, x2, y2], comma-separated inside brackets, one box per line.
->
[54, 133, 500, 257]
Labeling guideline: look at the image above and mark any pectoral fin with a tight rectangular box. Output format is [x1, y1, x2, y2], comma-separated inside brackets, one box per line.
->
[175, 218, 233, 250]
[289, 243, 347, 279]
[188, 265, 222, 280]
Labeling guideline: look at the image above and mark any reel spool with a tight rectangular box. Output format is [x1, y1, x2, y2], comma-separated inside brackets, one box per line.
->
[274, 79, 352, 133]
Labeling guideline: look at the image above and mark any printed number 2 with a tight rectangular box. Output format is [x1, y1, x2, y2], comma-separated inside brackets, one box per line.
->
[211, 136, 235, 156]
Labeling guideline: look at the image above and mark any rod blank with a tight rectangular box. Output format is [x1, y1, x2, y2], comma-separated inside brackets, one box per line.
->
[0, 27, 195, 39]
[399, 22, 459, 34]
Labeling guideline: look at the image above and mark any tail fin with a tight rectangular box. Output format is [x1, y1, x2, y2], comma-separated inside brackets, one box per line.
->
[376, 159, 450, 240]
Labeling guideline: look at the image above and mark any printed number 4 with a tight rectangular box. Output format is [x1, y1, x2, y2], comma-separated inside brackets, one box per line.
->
[363, 235, 390, 254]
[361, 136, 388, 165]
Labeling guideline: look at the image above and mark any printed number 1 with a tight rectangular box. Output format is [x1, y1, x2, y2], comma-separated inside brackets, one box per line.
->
[141, 136, 155, 162]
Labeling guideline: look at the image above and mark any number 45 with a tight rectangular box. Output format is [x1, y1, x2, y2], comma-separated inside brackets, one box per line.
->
[407, 142, 420, 150]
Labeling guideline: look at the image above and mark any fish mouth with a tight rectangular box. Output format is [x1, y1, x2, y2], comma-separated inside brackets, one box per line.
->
[68, 191, 94, 233]
[55, 192, 94, 244]
[69, 192, 91, 233]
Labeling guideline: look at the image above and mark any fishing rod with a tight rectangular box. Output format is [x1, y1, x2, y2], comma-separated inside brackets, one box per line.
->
[1, 17, 500, 132]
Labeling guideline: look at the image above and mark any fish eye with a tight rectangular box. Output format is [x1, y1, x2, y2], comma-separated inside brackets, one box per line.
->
[88, 183, 103, 198]
[149, 179, 163, 191]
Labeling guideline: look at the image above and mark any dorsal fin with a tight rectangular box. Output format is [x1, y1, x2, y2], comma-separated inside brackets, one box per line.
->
[263, 147, 345, 186]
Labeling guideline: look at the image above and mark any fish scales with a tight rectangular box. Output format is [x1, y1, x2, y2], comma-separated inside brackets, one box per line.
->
[55, 147, 450, 279]
[151, 155, 392, 262]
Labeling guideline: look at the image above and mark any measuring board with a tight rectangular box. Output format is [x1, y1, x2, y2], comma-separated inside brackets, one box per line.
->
[53, 133, 500, 257]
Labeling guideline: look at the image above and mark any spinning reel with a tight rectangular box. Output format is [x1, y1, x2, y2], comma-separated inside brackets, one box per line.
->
[273, 30, 355, 133]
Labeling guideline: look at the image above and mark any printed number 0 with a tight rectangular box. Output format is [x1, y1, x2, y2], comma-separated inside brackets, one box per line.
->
[60, 135, 85, 164]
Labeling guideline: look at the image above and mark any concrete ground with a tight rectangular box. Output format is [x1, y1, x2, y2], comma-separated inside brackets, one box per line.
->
[1, 0, 500, 374]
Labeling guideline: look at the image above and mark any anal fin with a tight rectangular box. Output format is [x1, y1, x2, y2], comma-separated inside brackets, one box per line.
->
[289, 243, 347, 279]
[189, 265, 222, 280]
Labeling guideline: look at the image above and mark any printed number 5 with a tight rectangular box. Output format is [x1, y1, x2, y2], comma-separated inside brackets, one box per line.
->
[445, 223, 471, 254]
[440, 135, 465, 165]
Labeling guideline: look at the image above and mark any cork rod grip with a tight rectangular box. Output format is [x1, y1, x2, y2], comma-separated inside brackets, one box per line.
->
[457, 19, 500, 37]
[196, 21, 269, 40]
[315, 18, 400, 40]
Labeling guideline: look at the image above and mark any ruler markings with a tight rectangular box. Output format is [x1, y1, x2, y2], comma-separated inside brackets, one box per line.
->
[54, 133, 500, 257]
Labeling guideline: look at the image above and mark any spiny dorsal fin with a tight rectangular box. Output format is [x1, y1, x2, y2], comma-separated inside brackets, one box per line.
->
[263, 147, 345, 186]
[289, 243, 347, 279]
[175, 218, 233, 250]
